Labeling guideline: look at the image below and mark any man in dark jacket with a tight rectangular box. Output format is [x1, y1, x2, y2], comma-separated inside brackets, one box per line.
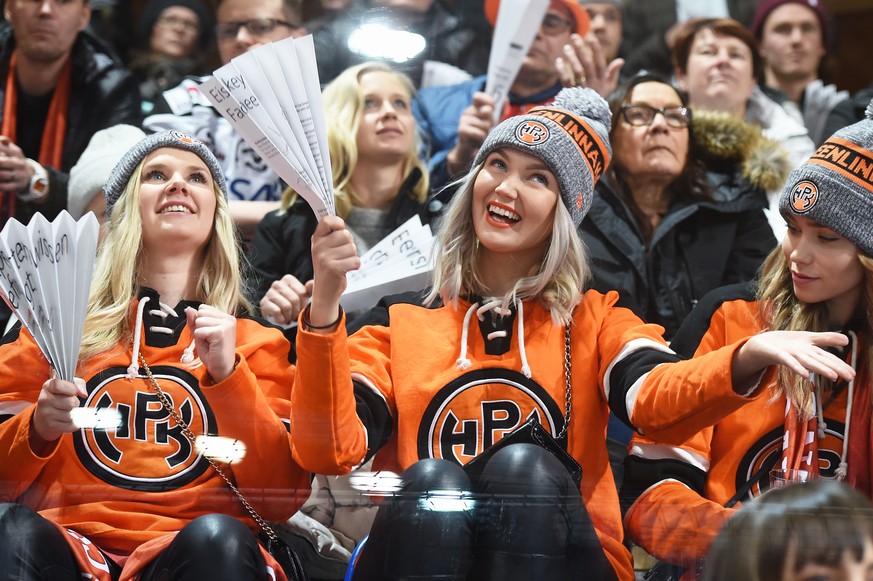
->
[0, 0, 141, 227]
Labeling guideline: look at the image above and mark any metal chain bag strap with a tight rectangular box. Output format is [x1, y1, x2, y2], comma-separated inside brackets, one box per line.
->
[462, 324, 583, 488]
[138, 355, 309, 581]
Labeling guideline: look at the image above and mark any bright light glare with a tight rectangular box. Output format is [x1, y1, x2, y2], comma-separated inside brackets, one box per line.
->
[347, 24, 426, 63]
[70, 407, 123, 430]
[418, 491, 475, 512]
[195, 435, 247, 464]
[348, 471, 403, 495]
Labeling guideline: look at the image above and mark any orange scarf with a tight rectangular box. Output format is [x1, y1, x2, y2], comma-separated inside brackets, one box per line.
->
[0, 50, 72, 220]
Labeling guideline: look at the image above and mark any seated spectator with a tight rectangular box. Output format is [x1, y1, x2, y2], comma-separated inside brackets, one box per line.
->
[622, 107, 873, 577]
[703, 480, 873, 581]
[414, 0, 601, 195]
[291, 86, 854, 581]
[144, 0, 306, 238]
[128, 0, 214, 115]
[579, 0, 625, 65]
[581, 73, 781, 340]
[67, 123, 146, 240]
[753, 0, 848, 145]
[0, 0, 140, 226]
[0, 131, 310, 579]
[620, 0, 757, 78]
[249, 61, 430, 326]
[672, 17, 815, 237]
[312, 0, 487, 88]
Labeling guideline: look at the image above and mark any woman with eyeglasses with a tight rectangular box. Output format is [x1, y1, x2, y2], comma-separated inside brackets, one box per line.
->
[129, 0, 214, 115]
[580, 73, 784, 340]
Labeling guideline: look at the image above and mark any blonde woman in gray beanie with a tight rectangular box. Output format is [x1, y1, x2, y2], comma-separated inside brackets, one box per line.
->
[621, 101, 873, 577]
[0, 131, 310, 580]
[290, 87, 853, 580]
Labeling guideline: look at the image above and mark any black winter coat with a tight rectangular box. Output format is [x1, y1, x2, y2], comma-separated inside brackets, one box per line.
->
[0, 25, 141, 224]
[581, 168, 777, 339]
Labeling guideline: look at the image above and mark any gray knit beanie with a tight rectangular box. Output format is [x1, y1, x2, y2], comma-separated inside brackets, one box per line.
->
[779, 98, 873, 255]
[104, 130, 226, 216]
[472, 87, 612, 226]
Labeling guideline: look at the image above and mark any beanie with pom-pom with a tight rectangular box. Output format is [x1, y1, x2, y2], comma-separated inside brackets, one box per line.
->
[472, 87, 612, 225]
[779, 97, 873, 256]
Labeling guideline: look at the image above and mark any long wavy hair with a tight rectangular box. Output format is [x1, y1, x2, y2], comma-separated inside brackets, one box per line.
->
[79, 155, 250, 362]
[606, 73, 711, 241]
[279, 61, 429, 216]
[425, 161, 588, 325]
[757, 245, 873, 417]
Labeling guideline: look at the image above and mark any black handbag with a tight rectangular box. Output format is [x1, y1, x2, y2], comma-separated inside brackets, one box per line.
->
[139, 355, 309, 581]
[463, 324, 583, 488]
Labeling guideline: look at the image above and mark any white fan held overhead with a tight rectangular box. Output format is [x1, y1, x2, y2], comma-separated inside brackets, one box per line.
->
[0, 211, 99, 381]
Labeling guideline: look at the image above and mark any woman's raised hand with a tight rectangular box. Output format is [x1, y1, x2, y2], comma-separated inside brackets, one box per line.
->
[309, 216, 360, 331]
[186, 305, 238, 384]
[31, 377, 87, 448]
[732, 331, 855, 393]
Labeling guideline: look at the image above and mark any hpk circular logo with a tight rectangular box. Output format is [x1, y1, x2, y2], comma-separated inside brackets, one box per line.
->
[789, 180, 819, 213]
[73, 366, 215, 491]
[514, 120, 550, 145]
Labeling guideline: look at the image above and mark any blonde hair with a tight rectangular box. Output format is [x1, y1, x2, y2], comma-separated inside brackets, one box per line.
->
[279, 61, 429, 216]
[757, 247, 873, 417]
[426, 162, 588, 325]
[79, 156, 251, 362]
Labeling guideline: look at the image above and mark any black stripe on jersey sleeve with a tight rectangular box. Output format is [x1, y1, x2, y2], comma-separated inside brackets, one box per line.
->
[619, 455, 706, 513]
[607, 348, 682, 429]
[353, 378, 394, 463]
[670, 281, 757, 359]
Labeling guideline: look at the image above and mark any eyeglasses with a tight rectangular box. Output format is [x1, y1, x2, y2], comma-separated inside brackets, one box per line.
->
[156, 15, 200, 34]
[620, 104, 691, 128]
[540, 13, 573, 36]
[216, 18, 299, 41]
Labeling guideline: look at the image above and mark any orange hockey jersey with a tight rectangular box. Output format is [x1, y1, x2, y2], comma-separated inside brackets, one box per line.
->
[292, 290, 767, 581]
[0, 289, 310, 579]
[622, 283, 857, 574]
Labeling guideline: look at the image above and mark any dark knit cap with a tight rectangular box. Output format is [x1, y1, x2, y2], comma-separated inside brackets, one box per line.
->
[780, 98, 873, 255]
[472, 87, 612, 226]
[138, 0, 214, 51]
[751, 0, 829, 42]
[104, 131, 226, 216]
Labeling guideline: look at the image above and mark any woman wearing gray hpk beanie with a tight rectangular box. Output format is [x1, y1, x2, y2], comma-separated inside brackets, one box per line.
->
[290, 87, 855, 581]
[0, 131, 309, 580]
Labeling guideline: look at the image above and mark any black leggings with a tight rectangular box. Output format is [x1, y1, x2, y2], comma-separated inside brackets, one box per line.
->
[352, 443, 617, 581]
[0, 505, 266, 580]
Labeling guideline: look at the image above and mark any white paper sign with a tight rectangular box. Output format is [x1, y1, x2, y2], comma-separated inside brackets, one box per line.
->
[0, 211, 98, 381]
[485, 0, 550, 123]
[199, 34, 335, 219]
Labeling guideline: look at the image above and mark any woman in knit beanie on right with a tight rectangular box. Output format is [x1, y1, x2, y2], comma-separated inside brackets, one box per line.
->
[289, 86, 854, 580]
[622, 99, 873, 578]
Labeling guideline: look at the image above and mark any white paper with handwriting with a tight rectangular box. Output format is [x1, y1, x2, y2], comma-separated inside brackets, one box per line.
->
[485, 0, 550, 123]
[342, 215, 436, 313]
[0, 211, 98, 381]
[198, 35, 334, 219]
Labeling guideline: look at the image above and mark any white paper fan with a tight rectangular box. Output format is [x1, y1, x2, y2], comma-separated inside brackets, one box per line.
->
[0, 211, 99, 381]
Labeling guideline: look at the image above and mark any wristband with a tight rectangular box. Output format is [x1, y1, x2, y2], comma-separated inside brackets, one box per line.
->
[302, 304, 343, 330]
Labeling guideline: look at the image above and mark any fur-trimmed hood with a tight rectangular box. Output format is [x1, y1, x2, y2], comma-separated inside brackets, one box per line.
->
[692, 109, 792, 193]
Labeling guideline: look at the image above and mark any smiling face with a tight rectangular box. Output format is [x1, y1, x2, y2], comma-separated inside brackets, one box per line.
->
[472, 147, 560, 273]
[354, 70, 416, 165]
[782, 214, 865, 327]
[612, 81, 689, 189]
[676, 27, 757, 118]
[138, 148, 218, 254]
